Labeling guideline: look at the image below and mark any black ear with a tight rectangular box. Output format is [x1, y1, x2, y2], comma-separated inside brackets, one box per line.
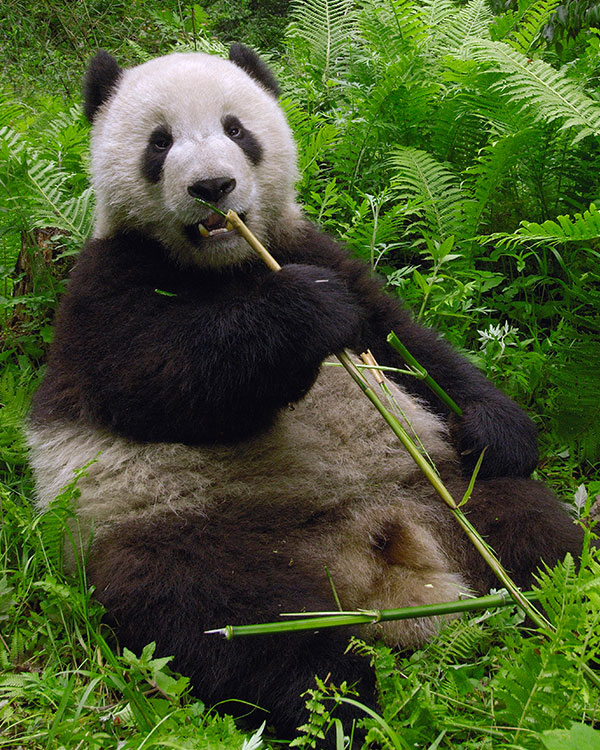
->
[84, 50, 123, 122]
[229, 43, 280, 98]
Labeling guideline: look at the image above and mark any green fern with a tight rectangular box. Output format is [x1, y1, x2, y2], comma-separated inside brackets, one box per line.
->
[495, 643, 578, 735]
[0, 125, 25, 167]
[507, 0, 561, 55]
[360, 0, 428, 55]
[490, 203, 600, 247]
[493, 550, 600, 742]
[470, 39, 600, 141]
[388, 146, 469, 241]
[419, 0, 457, 34]
[288, 0, 357, 81]
[432, 0, 493, 57]
[550, 341, 600, 461]
[27, 160, 93, 245]
[465, 130, 540, 233]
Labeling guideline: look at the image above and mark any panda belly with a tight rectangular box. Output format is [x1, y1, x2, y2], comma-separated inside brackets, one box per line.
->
[28, 362, 466, 648]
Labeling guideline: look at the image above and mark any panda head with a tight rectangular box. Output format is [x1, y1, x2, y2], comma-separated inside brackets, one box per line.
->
[84, 45, 301, 268]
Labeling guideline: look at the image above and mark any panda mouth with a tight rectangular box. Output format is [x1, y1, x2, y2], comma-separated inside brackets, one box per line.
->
[185, 212, 246, 244]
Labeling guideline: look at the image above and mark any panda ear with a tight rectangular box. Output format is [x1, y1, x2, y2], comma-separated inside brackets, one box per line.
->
[84, 50, 123, 122]
[229, 43, 280, 98]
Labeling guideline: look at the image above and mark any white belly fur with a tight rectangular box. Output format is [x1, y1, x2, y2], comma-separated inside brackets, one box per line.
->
[29, 363, 454, 520]
[28, 362, 465, 646]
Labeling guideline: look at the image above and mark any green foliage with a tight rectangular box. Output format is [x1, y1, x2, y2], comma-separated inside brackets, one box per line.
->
[288, 0, 357, 82]
[361, 541, 600, 748]
[470, 39, 600, 141]
[2, 1, 600, 748]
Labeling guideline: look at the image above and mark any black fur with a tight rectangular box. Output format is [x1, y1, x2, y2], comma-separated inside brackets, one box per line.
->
[31, 231, 361, 444]
[141, 128, 173, 183]
[223, 114, 263, 165]
[86, 475, 585, 743]
[84, 50, 122, 122]
[229, 43, 281, 98]
[32, 224, 537, 477]
[88, 503, 377, 741]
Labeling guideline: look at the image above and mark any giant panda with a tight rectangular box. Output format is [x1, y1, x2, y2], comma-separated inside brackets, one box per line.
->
[28, 45, 585, 743]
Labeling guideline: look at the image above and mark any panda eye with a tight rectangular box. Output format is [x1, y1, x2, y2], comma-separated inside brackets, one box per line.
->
[226, 124, 242, 139]
[150, 132, 172, 151]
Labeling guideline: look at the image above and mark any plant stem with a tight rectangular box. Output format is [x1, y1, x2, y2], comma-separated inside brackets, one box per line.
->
[223, 209, 550, 630]
[387, 331, 463, 416]
[206, 591, 539, 639]
[225, 211, 281, 271]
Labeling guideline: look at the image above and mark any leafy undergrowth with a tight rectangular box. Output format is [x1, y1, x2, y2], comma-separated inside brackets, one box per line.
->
[1, 455, 599, 748]
[2, 0, 600, 747]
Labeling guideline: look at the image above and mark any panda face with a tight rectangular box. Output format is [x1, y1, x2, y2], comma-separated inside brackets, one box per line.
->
[90, 53, 300, 267]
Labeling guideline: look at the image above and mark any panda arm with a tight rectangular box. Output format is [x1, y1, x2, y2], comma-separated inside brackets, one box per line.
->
[35, 236, 362, 444]
[279, 223, 538, 478]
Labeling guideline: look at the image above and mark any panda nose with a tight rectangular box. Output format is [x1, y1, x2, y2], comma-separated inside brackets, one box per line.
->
[187, 177, 236, 203]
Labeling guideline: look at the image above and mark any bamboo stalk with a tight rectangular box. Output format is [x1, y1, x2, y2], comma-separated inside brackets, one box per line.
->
[205, 591, 538, 639]
[225, 211, 282, 271]
[386, 331, 463, 416]
[220, 209, 550, 630]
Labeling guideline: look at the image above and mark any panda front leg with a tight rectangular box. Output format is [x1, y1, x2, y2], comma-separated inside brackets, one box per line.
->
[442, 477, 586, 593]
[87, 508, 376, 745]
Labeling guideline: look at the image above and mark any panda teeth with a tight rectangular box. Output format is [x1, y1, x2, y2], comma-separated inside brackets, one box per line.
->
[193, 213, 245, 242]
[197, 221, 236, 238]
[197, 223, 232, 238]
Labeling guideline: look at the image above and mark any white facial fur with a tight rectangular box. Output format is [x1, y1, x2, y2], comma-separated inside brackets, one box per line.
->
[90, 53, 302, 267]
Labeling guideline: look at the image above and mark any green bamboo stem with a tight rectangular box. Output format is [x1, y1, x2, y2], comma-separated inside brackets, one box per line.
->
[221, 210, 551, 630]
[336, 353, 549, 628]
[205, 591, 538, 639]
[387, 331, 463, 416]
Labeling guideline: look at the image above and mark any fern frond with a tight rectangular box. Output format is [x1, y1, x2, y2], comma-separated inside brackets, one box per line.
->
[490, 203, 600, 247]
[549, 340, 600, 460]
[27, 160, 93, 242]
[288, 0, 357, 81]
[421, 615, 488, 666]
[0, 125, 25, 158]
[507, 0, 561, 55]
[465, 130, 538, 233]
[359, 0, 427, 57]
[432, 0, 492, 57]
[470, 40, 600, 141]
[419, 0, 457, 33]
[496, 644, 577, 733]
[389, 147, 468, 240]
[0, 93, 26, 127]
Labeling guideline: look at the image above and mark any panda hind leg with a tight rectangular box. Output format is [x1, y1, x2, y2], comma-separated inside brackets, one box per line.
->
[87, 510, 376, 746]
[445, 476, 586, 593]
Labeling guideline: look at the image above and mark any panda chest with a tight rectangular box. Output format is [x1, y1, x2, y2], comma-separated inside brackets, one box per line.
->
[217, 364, 454, 500]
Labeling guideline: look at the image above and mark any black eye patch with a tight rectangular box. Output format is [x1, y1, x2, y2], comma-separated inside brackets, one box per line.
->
[222, 115, 263, 166]
[141, 127, 173, 183]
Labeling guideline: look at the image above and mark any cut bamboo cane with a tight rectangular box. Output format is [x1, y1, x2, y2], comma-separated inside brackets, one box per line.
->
[219, 209, 550, 630]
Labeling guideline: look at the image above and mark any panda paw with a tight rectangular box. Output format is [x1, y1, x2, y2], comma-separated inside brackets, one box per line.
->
[453, 398, 539, 479]
[268, 263, 363, 354]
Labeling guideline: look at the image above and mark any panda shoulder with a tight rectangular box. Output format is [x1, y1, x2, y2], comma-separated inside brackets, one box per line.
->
[68, 233, 163, 296]
[281, 219, 386, 289]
